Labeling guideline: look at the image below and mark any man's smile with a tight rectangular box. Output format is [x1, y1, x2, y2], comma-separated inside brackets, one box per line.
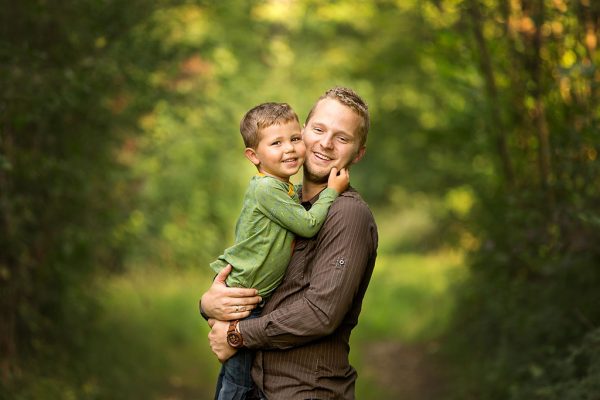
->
[311, 151, 334, 161]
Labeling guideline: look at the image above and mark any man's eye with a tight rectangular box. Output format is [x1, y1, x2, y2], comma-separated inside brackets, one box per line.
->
[338, 137, 349, 143]
[313, 127, 323, 133]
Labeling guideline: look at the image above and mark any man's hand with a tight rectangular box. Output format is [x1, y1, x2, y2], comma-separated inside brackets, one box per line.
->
[208, 319, 237, 363]
[327, 167, 350, 194]
[199, 265, 262, 321]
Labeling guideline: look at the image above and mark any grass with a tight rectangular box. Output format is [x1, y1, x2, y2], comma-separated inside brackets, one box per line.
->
[90, 267, 220, 399]
[352, 249, 465, 344]
[48, 240, 463, 399]
[8, 255, 463, 399]
[351, 249, 464, 398]
[72, 247, 463, 399]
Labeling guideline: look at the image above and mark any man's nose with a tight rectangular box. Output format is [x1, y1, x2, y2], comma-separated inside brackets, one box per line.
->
[319, 134, 334, 149]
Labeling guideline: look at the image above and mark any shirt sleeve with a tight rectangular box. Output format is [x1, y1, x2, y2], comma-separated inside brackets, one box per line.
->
[254, 178, 338, 238]
[240, 197, 376, 349]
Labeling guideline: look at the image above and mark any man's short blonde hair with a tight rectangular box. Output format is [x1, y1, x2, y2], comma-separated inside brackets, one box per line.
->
[305, 87, 370, 147]
[240, 103, 300, 149]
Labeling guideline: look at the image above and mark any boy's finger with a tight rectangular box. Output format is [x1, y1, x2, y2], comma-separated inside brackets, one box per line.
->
[330, 167, 338, 176]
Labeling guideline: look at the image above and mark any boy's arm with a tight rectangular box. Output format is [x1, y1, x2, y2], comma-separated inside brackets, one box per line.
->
[255, 178, 337, 238]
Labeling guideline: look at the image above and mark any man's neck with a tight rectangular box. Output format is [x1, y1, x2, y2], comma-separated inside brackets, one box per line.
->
[301, 180, 328, 201]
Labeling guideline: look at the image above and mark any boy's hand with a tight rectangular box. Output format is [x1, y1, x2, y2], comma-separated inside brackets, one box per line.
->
[327, 167, 350, 194]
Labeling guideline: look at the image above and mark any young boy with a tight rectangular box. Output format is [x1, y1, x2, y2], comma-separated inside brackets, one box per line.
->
[210, 102, 348, 400]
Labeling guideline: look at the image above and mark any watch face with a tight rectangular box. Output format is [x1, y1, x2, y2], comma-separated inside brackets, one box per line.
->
[227, 331, 243, 348]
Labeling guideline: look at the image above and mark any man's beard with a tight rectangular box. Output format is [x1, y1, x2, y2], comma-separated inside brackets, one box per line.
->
[302, 162, 329, 184]
[303, 158, 351, 184]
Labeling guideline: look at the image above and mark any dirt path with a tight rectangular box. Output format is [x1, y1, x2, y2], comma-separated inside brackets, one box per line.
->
[360, 340, 448, 400]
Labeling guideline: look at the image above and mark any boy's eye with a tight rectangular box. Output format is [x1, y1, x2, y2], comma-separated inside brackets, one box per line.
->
[291, 137, 301, 142]
[271, 141, 281, 145]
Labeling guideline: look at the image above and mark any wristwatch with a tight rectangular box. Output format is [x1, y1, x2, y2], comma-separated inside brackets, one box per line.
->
[227, 320, 244, 348]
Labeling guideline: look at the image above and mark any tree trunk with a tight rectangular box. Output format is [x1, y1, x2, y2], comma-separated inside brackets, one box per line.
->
[467, 0, 515, 186]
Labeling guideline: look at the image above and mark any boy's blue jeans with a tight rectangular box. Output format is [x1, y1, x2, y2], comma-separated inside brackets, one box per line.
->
[214, 309, 261, 400]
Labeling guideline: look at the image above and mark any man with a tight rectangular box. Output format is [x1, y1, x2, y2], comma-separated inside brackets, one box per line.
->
[201, 87, 378, 399]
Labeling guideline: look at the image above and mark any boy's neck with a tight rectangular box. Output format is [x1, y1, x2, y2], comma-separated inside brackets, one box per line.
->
[258, 171, 290, 184]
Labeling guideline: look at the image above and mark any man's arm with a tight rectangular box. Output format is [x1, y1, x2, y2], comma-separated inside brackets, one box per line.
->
[240, 197, 376, 349]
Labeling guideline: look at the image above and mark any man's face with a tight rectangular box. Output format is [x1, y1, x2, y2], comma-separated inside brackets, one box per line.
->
[302, 98, 366, 183]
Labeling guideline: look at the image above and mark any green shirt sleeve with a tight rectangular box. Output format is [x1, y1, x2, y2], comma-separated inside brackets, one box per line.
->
[255, 178, 338, 238]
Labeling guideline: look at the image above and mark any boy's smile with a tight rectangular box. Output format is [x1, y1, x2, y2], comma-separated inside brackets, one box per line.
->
[245, 120, 306, 182]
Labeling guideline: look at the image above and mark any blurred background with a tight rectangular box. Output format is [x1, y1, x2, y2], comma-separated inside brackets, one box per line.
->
[1, 0, 599, 399]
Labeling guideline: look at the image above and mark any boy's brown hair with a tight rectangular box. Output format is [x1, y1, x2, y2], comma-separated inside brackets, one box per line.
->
[240, 102, 300, 149]
[305, 87, 370, 147]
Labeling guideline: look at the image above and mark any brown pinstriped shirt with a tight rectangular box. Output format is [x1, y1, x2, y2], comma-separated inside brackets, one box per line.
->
[240, 187, 378, 400]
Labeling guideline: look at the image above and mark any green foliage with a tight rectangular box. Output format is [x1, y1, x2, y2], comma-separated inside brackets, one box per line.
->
[434, 0, 600, 398]
[4, 268, 218, 399]
[536, 328, 600, 400]
[0, 0, 191, 389]
[2, 0, 600, 398]
[444, 250, 600, 399]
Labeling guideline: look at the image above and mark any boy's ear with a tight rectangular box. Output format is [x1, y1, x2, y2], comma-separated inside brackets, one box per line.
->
[244, 148, 260, 166]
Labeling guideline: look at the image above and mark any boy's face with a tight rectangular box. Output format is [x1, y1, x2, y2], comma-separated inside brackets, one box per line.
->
[245, 120, 306, 182]
[302, 98, 366, 184]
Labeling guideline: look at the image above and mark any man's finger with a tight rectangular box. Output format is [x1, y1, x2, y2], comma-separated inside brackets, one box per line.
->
[208, 318, 216, 328]
[233, 295, 262, 305]
[226, 288, 260, 298]
[231, 310, 252, 319]
[214, 264, 233, 284]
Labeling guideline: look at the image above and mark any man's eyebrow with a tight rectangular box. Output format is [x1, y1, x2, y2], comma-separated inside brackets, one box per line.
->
[334, 128, 353, 137]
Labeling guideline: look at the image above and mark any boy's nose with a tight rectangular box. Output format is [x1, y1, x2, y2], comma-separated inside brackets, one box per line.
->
[284, 141, 295, 153]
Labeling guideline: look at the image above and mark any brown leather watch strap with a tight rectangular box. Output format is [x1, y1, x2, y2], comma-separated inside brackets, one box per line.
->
[227, 320, 244, 348]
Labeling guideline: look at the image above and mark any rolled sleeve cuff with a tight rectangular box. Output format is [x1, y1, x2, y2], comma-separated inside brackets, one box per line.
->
[239, 317, 269, 349]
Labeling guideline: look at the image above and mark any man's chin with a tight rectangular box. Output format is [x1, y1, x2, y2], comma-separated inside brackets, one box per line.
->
[303, 166, 329, 184]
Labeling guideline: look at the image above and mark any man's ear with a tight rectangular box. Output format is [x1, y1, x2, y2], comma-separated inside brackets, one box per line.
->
[244, 148, 260, 166]
[351, 146, 366, 165]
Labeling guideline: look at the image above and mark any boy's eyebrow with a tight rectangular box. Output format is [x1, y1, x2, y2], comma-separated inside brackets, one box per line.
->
[265, 135, 284, 142]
